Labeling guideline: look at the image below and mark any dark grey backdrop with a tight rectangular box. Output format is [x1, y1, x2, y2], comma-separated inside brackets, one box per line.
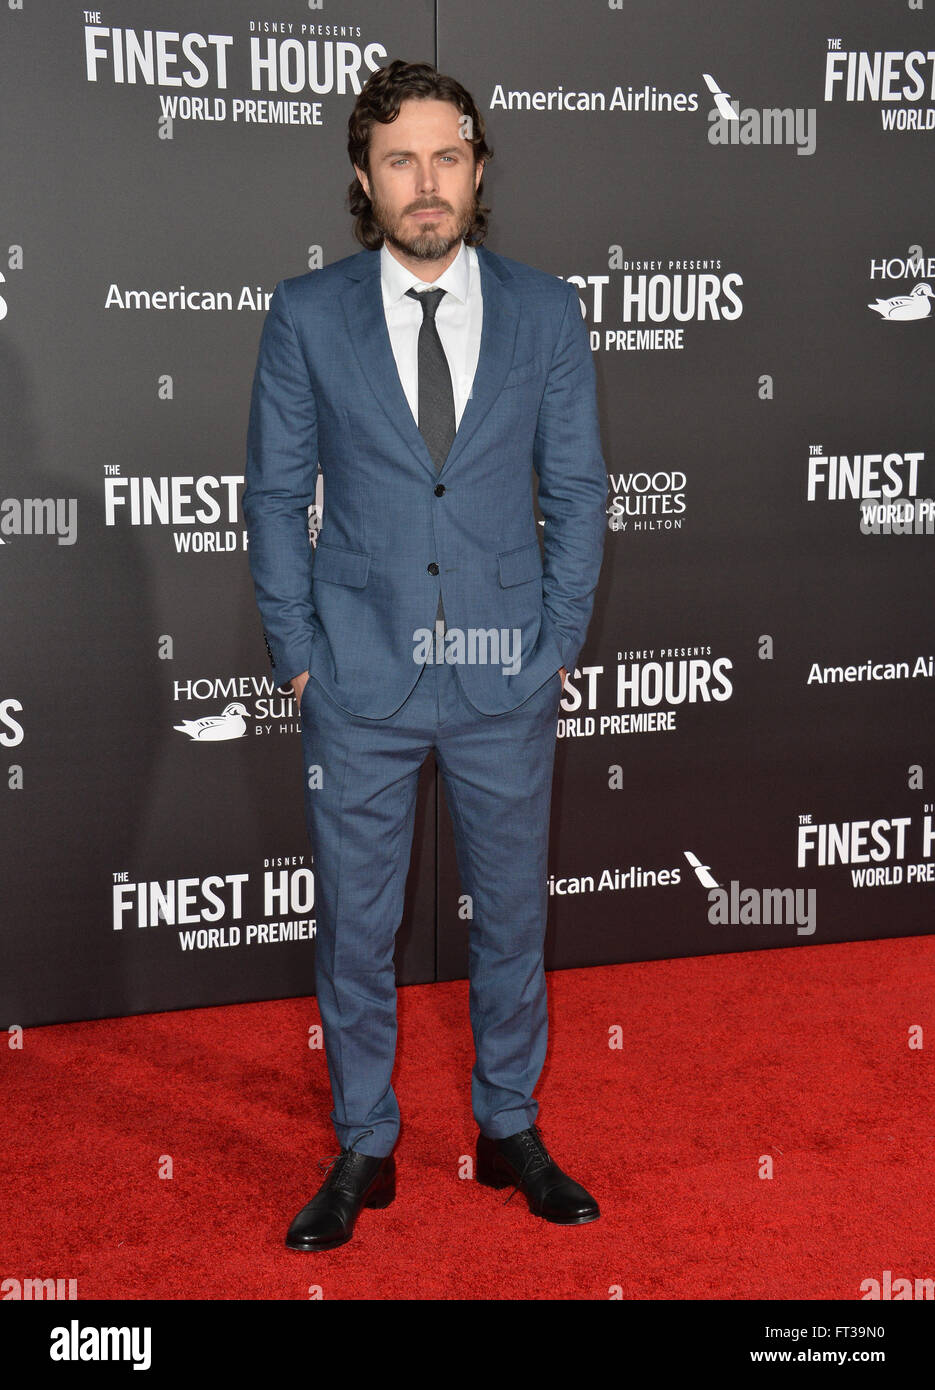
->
[1, 1, 931, 1027]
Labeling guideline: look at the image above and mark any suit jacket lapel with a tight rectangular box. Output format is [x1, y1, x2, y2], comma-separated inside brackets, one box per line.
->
[341, 243, 519, 482]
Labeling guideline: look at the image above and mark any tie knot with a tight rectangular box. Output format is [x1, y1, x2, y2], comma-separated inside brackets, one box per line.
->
[406, 286, 446, 320]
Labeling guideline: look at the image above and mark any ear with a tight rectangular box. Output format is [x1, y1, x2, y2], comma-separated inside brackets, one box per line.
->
[354, 164, 371, 199]
[474, 159, 484, 190]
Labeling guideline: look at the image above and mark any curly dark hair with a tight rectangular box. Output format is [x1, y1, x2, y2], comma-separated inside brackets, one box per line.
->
[347, 59, 493, 249]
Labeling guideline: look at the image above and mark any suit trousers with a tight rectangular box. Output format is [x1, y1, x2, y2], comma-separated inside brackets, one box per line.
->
[299, 653, 564, 1159]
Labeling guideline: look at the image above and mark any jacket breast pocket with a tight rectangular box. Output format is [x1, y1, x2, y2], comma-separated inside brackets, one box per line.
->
[498, 539, 543, 587]
[312, 541, 370, 588]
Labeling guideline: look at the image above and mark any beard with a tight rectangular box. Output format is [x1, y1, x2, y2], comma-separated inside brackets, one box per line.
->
[371, 186, 477, 261]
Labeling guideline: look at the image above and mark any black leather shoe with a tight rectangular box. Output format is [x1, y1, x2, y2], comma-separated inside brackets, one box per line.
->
[476, 1124, 600, 1225]
[285, 1136, 396, 1251]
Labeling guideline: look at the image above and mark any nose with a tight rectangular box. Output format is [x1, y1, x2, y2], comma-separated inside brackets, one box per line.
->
[415, 161, 438, 195]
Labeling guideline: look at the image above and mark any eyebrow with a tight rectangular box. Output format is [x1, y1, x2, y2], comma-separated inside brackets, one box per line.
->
[379, 146, 466, 162]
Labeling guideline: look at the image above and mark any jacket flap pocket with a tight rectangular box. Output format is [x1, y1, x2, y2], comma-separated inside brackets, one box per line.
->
[498, 540, 543, 587]
[313, 541, 370, 588]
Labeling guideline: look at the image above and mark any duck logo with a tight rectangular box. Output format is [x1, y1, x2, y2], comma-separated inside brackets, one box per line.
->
[868, 284, 933, 322]
[174, 702, 250, 741]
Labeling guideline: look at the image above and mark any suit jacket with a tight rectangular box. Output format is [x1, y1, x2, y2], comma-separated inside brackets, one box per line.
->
[242, 242, 607, 718]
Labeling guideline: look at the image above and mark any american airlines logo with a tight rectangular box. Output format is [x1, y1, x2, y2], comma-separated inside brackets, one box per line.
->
[702, 73, 739, 121]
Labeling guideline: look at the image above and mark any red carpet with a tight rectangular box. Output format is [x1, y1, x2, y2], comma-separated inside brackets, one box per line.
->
[2, 935, 932, 1300]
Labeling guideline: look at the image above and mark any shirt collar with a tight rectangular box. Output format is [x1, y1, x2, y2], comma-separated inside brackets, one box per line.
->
[381, 237, 471, 307]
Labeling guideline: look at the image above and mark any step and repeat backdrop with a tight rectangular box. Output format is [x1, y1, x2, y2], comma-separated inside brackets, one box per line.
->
[2, 1, 932, 1027]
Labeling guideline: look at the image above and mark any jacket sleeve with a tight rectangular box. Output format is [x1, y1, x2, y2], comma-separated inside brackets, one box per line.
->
[241, 279, 319, 687]
[533, 282, 608, 675]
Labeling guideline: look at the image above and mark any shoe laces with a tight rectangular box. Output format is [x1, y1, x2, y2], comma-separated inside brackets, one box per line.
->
[501, 1124, 551, 1206]
[318, 1129, 375, 1192]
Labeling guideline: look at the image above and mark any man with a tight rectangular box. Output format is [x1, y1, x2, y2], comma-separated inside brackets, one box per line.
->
[242, 60, 607, 1252]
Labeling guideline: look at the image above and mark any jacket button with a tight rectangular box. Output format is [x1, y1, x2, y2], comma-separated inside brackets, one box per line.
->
[434, 484, 445, 496]
[427, 562, 439, 575]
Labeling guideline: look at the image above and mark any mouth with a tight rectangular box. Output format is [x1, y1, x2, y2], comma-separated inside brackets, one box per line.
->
[411, 208, 446, 220]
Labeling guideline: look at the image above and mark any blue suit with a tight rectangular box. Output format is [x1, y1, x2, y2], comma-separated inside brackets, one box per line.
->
[243, 243, 606, 1155]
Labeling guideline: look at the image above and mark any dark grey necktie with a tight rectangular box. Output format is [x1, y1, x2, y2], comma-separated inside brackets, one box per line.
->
[407, 286, 454, 628]
[406, 286, 455, 471]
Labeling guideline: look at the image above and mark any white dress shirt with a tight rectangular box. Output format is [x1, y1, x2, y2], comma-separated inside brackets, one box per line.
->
[380, 238, 483, 430]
